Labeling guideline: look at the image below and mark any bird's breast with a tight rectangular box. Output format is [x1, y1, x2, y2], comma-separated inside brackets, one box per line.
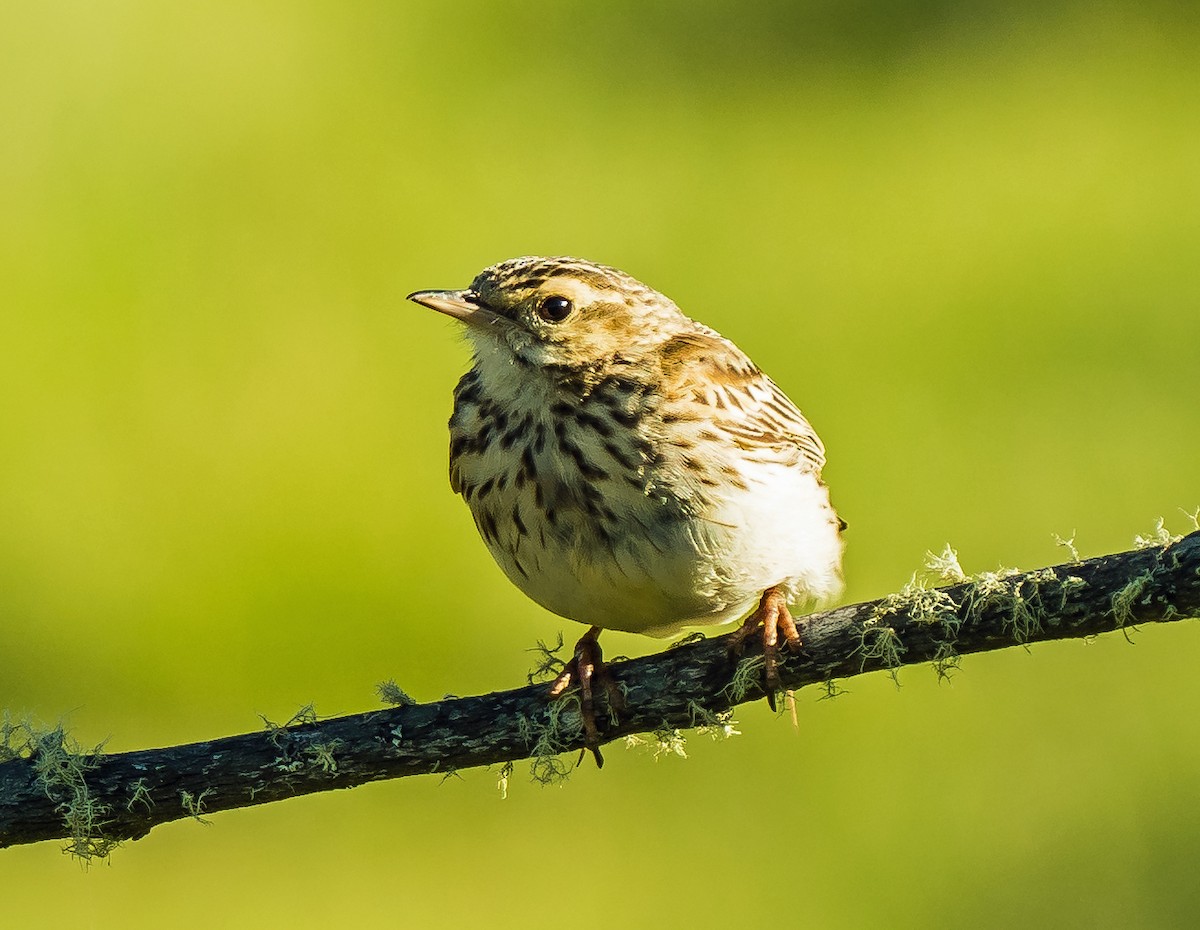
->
[448, 369, 724, 628]
[446, 364, 842, 633]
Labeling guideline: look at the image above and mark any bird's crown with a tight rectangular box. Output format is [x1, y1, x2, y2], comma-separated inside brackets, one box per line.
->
[416, 256, 693, 372]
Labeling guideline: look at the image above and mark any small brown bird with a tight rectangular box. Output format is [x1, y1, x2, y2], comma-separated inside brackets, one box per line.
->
[409, 257, 843, 760]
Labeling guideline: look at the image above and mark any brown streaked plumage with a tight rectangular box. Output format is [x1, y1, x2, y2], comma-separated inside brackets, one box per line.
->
[409, 256, 844, 762]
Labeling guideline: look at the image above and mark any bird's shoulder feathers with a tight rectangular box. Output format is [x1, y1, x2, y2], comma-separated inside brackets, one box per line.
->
[656, 327, 826, 472]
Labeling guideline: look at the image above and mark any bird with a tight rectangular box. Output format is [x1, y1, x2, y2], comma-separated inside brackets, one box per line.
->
[408, 256, 844, 762]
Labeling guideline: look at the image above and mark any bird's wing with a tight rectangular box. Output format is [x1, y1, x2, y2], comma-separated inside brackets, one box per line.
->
[658, 328, 826, 473]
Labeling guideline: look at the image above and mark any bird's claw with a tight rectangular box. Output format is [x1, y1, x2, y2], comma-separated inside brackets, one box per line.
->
[727, 586, 803, 711]
[548, 626, 626, 767]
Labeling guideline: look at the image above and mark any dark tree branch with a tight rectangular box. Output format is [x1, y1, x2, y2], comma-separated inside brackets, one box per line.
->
[3, 531, 1199, 855]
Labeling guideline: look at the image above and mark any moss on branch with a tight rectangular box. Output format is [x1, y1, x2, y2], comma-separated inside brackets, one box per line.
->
[3, 529, 1199, 859]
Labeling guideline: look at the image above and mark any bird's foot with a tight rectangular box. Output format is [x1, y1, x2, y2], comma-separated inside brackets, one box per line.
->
[727, 586, 803, 711]
[548, 626, 626, 767]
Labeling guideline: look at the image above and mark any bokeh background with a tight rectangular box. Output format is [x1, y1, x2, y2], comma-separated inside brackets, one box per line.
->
[3, 1, 1199, 926]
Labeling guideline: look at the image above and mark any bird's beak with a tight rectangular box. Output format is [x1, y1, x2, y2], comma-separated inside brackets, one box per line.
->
[407, 288, 498, 328]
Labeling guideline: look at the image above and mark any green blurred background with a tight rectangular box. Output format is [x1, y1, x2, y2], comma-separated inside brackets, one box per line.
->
[3, 1, 1199, 925]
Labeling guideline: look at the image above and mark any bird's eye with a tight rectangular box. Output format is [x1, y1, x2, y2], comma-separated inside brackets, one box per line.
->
[536, 295, 574, 323]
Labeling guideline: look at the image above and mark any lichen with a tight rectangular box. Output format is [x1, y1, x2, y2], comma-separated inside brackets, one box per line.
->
[723, 653, 766, 704]
[1112, 569, 1155, 629]
[686, 700, 741, 741]
[931, 641, 961, 683]
[126, 778, 154, 813]
[6, 716, 119, 862]
[1053, 532, 1080, 563]
[924, 544, 967, 583]
[819, 679, 848, 701]
[260, 703, 319, 748]
[517, 694, 582, 787]
[305, 739, 342, 774]
[698, 711, 741, 741]
[964, 567, 1040, 643]
[1025, 566, 1062, 612]
[1135, 517, 1182, 550]
[874, 573, 961, 631]
[624, 725, 688, 760]
[526, 633, 568, 685]
[873, 548, 966, 684]
[376, 680, 416, 707]
[856, 621, 906, 684]
[529, 750, 571, 786]
[180, 788, 214, 825]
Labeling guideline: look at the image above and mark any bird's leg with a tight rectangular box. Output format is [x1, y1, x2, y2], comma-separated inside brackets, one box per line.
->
[548, 625, 626, 767]
[727, 585, 803, 711]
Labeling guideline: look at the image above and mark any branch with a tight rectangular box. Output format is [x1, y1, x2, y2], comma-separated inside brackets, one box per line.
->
[3, 531, 1199, 856]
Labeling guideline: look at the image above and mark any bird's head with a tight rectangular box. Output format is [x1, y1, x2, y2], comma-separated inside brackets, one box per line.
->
[408, 256, 689, 372]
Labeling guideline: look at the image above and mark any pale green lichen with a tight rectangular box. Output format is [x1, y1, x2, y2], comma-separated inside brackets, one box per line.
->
[686, 700, 741, 741]
[260, 704, 319, 747]
[305, 739, 342, 774]
[931, 642, 961, 683]
[874, 573, 961, 631]
[376, 680, 416, 707]
[1135, 517, 1182, 550]
[964, 567, 1036, 643]
[1034, 568, 1088, 615]
[856, 622, 906, 684]
[37, 731, 115, 860]
[697, 711, 741, 741]
[544, 691, 583, 741]
[126, 778, 154, 813]
[624, 725, 688, 760]
[5, 715, 119, 862]
[924, 544, 967, 583]
[180, 788, 214, 825]
[517, 694, 582, 787]
[1182, 507, 1200, 532]
[651, 726, 688, 759]
[1063, 574, 1087, 593]
[963, 563, 1089, 646]
[1054, 532, 1081, 563]
[723, 653, 767, 704]
[874, 549, 965, 683]
[1112, 569, 1155, 629]
[871, 537, 1097, 683]
[287, 704, 319, 726]
[1023, 567, 1062, 623]
[968, 566, 1022, 604]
